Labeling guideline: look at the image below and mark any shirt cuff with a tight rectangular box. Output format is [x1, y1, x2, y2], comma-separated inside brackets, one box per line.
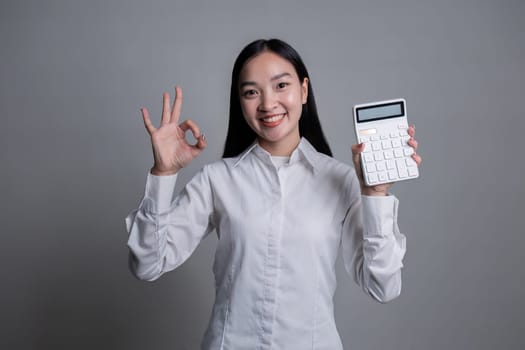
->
[144, 172, 178, 213]
[361, 194, 397, 237]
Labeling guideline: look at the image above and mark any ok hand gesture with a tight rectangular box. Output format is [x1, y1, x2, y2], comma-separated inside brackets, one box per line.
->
[141, 87, 207, 176]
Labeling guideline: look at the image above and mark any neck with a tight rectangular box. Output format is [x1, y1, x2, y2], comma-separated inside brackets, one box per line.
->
[258, 135, 301, 156]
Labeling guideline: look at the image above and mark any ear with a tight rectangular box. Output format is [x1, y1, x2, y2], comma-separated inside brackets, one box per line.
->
[301, 77, 309, 104]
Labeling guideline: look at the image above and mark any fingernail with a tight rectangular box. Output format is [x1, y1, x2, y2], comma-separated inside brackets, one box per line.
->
[201, 133, 206, 140]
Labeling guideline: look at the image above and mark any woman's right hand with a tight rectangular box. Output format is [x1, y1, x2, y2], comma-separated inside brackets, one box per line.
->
[141, 86, 207, 176]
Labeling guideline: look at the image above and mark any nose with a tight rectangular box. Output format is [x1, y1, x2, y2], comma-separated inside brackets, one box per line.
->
[258, 90, 278, 112]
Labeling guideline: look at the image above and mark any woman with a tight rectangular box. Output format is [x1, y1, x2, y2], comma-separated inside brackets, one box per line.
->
[126, 38, 421, 349]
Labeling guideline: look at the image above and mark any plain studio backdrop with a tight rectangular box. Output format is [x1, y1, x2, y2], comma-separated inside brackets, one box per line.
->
[2, 0, 523, 349]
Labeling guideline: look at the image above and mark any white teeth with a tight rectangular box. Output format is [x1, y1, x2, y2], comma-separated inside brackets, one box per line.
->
[262, 114, 285, 123]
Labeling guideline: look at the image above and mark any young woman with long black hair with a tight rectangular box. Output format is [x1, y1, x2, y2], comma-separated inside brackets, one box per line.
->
[126, 38, 421, 349]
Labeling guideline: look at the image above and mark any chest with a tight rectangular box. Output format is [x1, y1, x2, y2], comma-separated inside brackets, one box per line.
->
[211, 164, 349, 249]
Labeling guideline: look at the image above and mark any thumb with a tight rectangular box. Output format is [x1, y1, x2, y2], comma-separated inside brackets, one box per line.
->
[351, 143, 365, 163]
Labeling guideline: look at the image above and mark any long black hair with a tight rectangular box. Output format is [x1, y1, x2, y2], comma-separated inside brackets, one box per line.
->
[222, 38, 333, 158]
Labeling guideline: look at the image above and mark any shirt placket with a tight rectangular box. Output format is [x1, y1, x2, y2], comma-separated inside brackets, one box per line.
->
[258, 164, 283, 350]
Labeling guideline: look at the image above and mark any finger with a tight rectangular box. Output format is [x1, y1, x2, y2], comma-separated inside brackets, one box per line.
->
[179, 119, 202, 139]
[351, 143, 365, 155]
[408, 138, 418, 151]
[408, 124, 416, 138]
[161, 92, 171, 125]
[196, 133, 208, 150]
[350, 143, 367, 185]
[171, 86, 183, 124]
[351, 143, 365, 163]
[412, 152, 422, 166]
[188, 134, 208, 159]
[141, 107, 156, 134]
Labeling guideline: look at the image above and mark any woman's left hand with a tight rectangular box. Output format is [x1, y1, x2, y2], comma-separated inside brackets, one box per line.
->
[351, 125, 422, 196]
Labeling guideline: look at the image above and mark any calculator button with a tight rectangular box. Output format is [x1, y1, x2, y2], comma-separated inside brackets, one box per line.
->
[360, 136, 370, 142]
[396, 159, 406, 169]
[394, 149, 403, 158]
[406, 157, 416, 166]
[374, 152, 383, 161]
[390, 132, 398, 138]
[398, 167, 408, 178]
[399, 130, 408, 136]
[404, 148, 414, 156]
[362, 143, 371, 153]
[384, 150, 393, 159]
[368, 173, 378, 184]
[391, 139, 401, 148]
[378, 172, 387, 182]
[381, 140, 391, 149]
[386, 160, 396, 170]
[380, 134, 388, 140]
[376, 162, 386, 171]
[408, 167, 418, 177]
[372, 142, 381, 151]
[366, 164, 376, 173]
[398, 124, 407, 129]
[370, 135, 379, 141]
[364, 153, 374, 163]
[388, 171, 398, 180]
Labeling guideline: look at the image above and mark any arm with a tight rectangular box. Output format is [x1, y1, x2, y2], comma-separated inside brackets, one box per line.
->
[341, 184, 406, 303]
[125, 168, 214, 281]
[343, 125, 420, 302]
[125, 87, 210, 281]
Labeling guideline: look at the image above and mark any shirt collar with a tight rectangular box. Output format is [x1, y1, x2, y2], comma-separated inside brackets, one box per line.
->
[232, 141, 258, 167]
[232, 138, 320, 172]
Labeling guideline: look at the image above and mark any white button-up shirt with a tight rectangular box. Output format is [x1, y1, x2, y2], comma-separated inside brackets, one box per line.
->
[126, 138, 406, 350]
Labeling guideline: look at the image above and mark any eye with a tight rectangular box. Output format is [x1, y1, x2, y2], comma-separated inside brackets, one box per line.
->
[276, 82, 289, 89]
[241, 89, 258, 98]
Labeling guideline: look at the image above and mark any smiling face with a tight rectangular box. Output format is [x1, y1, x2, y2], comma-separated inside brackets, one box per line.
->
[238, 51, 308, 156]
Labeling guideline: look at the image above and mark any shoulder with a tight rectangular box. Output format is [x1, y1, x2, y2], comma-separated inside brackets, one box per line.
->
[312, 151, 356, 178]
[299, 138, 354, 177]
[200, 159, 229, 175]
[315, 151, 351, 170]
[310, 151, 361, 197]
[198, 158, 238, 181]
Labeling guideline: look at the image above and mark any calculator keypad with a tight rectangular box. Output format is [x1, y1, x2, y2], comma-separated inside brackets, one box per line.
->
[359, 128, 419, 186]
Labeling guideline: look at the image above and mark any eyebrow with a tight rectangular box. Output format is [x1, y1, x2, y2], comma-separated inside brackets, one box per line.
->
[239, 72, 293, 88]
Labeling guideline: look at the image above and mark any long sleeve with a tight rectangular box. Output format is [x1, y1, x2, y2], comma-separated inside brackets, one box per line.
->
[341, 178, 407, 303]
[125, 167, 215, 281]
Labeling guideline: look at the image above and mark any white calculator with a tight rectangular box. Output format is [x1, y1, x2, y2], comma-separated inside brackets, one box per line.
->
[353, 98, 419, 186]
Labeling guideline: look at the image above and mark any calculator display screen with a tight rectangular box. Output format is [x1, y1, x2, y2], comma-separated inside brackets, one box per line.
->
[356, 101, 404, 123]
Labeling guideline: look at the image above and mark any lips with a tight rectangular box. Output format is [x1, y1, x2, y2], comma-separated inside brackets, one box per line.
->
[260, 113, 286, 127]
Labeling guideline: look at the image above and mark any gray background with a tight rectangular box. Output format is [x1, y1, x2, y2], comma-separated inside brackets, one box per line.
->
[2, 0, 524, 349]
